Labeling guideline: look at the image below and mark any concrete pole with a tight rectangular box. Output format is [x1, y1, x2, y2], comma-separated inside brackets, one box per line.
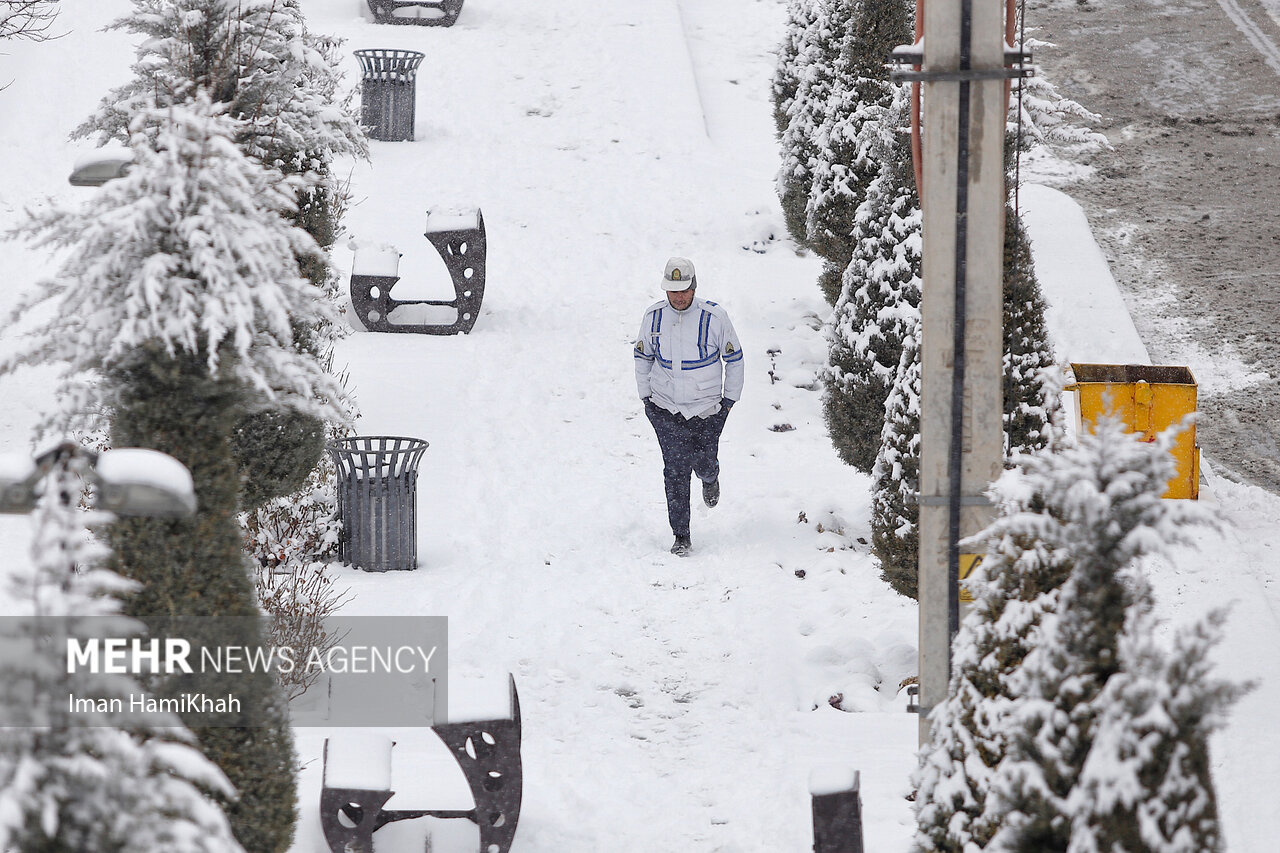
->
[916, 0, 1007, 745]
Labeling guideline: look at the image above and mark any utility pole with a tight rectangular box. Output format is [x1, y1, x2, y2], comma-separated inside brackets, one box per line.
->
[897, 0, 1011, 744]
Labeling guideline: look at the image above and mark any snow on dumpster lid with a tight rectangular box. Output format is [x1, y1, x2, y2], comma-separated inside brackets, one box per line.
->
[808, 764, 859, 797]
[324, 734, 394, 791]
[424, 207, 480, 234]
[351, 244, 402, 277]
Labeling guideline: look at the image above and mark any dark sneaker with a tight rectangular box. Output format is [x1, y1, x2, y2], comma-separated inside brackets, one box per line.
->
[670, 535, 692, 557]
[702, 478, 720, 508]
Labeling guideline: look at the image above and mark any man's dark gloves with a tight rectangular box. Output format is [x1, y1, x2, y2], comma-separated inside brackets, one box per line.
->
[721, 397, 736, 410]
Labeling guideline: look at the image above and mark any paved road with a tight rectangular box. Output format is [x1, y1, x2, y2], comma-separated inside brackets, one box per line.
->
[1027, 0, 1280, 493]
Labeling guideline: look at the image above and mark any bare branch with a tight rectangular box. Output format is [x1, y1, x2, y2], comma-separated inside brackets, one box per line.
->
[1, 0, 60, 42]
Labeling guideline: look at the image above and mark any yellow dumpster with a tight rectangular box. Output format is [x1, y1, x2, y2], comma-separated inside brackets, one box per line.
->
[1068, 363, 1200, 500]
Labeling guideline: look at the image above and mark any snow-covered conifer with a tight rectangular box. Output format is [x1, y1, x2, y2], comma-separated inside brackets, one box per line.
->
[75, 0, 365, 181]
[869, 307, 920, 598]
[1067, 602, 1242, 853]
[74, 0, 366, 507]
[776, 0, 848, 248]
[1002, 206, 1062, 457]
[4, 99, 345, 433]
[976, 419, 1225, 852]
[772, 0, 818, 138]
[0, 450, 244, 853]
[1010, 37, 1110, 154]
[822, 83, 919, 473]
[805, 0, 911, 284]
[915, 419, 1235, 852]
[912, 451, 1078, 850]
[3, 99, 327, 853]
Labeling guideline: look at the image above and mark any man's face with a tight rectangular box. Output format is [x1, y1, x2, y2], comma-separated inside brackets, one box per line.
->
[667, 288, 694, 310]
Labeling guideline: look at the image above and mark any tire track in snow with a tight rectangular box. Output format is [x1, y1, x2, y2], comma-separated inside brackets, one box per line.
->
[1215, 0, 1280, 75]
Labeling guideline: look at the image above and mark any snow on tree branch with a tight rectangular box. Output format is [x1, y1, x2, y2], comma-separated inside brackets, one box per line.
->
[1, 96, 348, 436]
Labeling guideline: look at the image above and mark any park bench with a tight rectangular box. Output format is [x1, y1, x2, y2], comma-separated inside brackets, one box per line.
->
[319, 674, 521, 853]
[350, 207, 486, 336]
[367, 0, 464, 27]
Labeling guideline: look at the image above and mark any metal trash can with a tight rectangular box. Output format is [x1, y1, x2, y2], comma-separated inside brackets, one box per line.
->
[327, 436, 429, 571]
[354, 49, 425, 142]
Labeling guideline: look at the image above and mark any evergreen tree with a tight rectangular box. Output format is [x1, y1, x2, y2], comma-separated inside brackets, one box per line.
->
[805, 0, 911, 280]
[772, 0, 818, 138]
[1067, 603, 1241, 853]
[822, 84, 918, 473]
[869, 309, 920, 598]
[0, 449, 244, 853]
[978, 419, 1225, 852]
[912, 456, 1077, 850]
[1002, 205, 1062, 457]
[3, 100, 348, 853]
[74, 0, 366, 508]
[915, 419, 1239, 853]
[776, 0, 848, 247]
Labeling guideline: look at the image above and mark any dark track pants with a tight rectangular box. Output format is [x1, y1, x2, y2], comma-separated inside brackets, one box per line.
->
[645, 401, 729, 538]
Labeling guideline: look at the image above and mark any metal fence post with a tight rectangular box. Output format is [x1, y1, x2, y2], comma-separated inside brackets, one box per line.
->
[811, 768, 864, 853]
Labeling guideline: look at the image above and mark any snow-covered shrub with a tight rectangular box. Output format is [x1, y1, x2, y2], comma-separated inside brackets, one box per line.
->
[242, 453, 352, 701]
[0, 453, 244, 853]
[2, 99, 353, 853]
[776, 0, 847, 248]
[75, 0, 366, 509]
[869, 311, 920, 598]
[822, 84, 919, 474]
[1002, 206, 1063, 458]
[914, 418, 1243, 852]
[804, 0, 911, 281]
[772, 0, 818, 138]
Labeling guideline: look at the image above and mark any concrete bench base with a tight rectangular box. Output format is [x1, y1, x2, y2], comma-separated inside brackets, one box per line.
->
[367, 0, 464, 27]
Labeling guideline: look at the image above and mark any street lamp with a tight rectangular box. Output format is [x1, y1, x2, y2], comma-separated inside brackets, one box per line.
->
[67, 147, 133, 187]
[0, 441, 195, 517]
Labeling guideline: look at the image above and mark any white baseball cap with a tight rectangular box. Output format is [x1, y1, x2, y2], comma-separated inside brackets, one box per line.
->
[662, 257, 697, 291]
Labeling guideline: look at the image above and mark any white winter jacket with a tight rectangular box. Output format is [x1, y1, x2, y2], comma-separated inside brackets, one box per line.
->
[634, 296, 744, 418]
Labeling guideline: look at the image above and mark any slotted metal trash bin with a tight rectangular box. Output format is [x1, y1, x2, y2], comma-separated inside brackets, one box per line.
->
[328, 436, 429, 571]
[354, 49, 425, 142]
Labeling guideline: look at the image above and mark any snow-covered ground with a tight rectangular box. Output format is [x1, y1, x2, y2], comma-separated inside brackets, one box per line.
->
[0, 1, 1277, 851]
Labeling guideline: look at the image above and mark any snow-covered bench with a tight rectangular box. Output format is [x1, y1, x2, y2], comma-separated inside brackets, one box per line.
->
[319, 674, 522, 853]
[367, 0, 464, 27]
[349, 207, 486, 336]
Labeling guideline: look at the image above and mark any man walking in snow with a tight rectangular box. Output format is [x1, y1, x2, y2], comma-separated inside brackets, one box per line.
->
[634, 257, 744, 556]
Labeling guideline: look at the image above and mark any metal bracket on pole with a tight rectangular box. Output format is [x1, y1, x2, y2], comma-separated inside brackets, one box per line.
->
[912, 494, 992, 506]
[888, 44, 1034, 83]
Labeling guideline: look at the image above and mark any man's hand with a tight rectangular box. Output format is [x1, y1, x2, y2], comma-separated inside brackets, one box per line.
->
[721, 397, 736, 410]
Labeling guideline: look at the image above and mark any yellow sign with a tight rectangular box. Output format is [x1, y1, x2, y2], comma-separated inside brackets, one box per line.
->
[958, 554, 983, 603]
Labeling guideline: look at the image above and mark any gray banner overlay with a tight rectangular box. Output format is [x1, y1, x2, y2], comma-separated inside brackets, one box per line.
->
[1, 614, 448, 728]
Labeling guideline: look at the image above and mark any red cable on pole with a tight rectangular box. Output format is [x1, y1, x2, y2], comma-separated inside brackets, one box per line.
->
[912, 0, 1018, 194]
[911, 0, 924, 195]
[1005, 0, 1016, 114]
